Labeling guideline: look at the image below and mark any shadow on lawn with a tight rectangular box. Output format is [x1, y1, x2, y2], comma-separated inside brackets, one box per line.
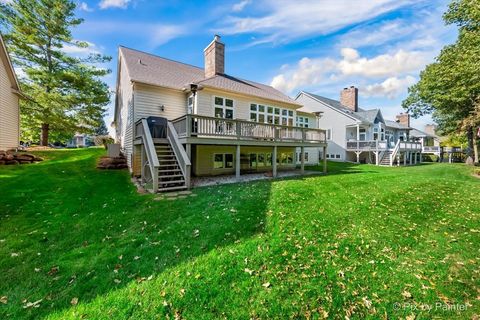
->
[0, 149, 271, 319]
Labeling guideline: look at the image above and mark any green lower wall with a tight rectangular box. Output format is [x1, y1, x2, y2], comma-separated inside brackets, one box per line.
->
[192, 145, 296, 176]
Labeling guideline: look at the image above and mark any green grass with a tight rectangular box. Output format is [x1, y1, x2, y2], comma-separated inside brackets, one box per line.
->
[0, 148, 479, 319]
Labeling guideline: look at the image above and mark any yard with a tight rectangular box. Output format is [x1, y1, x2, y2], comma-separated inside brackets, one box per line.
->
[0, 148, 479, 319]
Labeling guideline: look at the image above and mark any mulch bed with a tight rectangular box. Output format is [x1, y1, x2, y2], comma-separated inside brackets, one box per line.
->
[97, 154, 128, 170]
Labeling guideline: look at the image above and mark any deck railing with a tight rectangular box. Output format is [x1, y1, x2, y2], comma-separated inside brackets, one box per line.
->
[134, 119, 160, 193]
[422, 146, 440, 153]
[171, 114, 327, 143]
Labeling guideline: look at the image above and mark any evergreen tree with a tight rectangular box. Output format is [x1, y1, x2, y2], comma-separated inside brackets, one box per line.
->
[94, 119, 109, 136]
[0, 0, 111, 145]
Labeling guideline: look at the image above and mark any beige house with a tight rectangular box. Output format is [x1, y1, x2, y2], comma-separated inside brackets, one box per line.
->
[0, 35, 21, 151]
[114, 35, 327, 192]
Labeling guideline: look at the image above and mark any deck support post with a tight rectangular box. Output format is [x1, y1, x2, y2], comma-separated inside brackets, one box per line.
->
[185, 143, 192, 188]
[273, 146, 278, 178]
[140, 145, 145, 182]
[355, 151, 361, 163]
[300, 146, 305, 174]
[415, 152, 418, 164]
[236, 144, 241, 180]
[323, 146, 327, 174]
[375, 151, 379, 166]
[409, 152, 413, 165]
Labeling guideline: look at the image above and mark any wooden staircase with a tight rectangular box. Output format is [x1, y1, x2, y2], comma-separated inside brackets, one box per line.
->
[378, 151, 392, 166]
[155, 143, 187, 192]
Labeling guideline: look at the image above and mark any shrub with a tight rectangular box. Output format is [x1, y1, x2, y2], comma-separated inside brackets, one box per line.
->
[422, 154, 439, 162]
[474, 168, 480, 176]
[94, 135, 114, 149]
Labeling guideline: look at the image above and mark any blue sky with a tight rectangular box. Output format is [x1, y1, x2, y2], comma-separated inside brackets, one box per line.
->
[70, 0, 457, 133]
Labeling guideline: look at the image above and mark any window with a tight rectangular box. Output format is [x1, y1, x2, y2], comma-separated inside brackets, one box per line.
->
[250, 104, 294, 126]
[249, 153, 257, 167]
[297, 152, 309, 162]
[326, 129, 332, 140]
[280, 152, 294, 164]
[266, 153, 272, 166]
[214, 96, 234, 119]
[297, 116, 310, 128]
[335, 154, 341, 159]
[359, 128, 366, 141]
[187, 95, 194, 114]
[326, 154, 330, 159]
[257, 153, 265, 167]
[213, 154, 233, 169]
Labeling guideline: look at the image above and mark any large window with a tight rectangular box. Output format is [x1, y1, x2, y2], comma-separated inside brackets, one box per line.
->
[213, 153, 234, 169]
[296, 116, 309, 128]
[214, 96, 234, 119]
[250, 104, 294, 126]
[359, 128, 366, 141]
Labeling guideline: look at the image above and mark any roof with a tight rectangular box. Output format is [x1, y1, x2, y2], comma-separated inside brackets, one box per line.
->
[385, 120, 410, 130]
[299, 91, 377, 123]
[0, 34, 20, 93]
[410, 128, 439, 138]
[119, 46, 300, 106]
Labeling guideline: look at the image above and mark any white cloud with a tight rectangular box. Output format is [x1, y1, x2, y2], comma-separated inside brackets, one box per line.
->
[270, 48, 426, 94]
[362, 76, 417, 99]
[78, 2, 93, 12]
[99, 0, 130, 9]
[62, 41, 100, 55]
[150, 25, 186, 47]
[338, 48, 428, 78]
[218, 0, 424, 44]
[232, 0, 251, 12]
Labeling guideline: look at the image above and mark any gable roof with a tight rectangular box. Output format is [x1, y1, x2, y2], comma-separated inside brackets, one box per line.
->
[385, 120, 411, 130]
[0, 34, 20, 93]
[298, 91, 379, 123]
[119, 46, 300, 106]
[410, 128, 439, 138]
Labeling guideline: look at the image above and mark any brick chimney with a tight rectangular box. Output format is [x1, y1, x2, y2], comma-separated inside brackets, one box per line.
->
[204, 35, 225, 78]
[424, 124, 437, 136]
[340, 86, 358, 112]
[396, 113, 410, 127]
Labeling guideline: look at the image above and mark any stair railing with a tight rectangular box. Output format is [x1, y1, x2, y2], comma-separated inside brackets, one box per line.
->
[135, 119, 160, 193]
[167, 121, 192, 188]
[390, 140, 401, 166]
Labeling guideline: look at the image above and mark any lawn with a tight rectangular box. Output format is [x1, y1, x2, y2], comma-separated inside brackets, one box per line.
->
[0, 148, 479, 319]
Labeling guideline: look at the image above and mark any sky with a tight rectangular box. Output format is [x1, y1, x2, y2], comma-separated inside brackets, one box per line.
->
[67, 0, 457, 135]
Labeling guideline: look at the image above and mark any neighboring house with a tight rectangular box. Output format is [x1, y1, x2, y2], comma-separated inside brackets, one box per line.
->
[295, 88, 423, 166]
[0, 34, 22, 151]
[67, 133, 93, 148]
[410, 125, 441, 156]
[113, 35, 327, 192]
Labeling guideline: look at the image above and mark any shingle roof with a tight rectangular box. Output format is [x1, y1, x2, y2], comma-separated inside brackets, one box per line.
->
[119, 46, 299, 106]
[410, 128, 438, 138]
[302, 92, 380, 123]
[385, 120, 410, 129]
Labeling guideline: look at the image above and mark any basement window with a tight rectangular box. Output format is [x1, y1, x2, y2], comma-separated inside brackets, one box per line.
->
[213, 153, 233, 169]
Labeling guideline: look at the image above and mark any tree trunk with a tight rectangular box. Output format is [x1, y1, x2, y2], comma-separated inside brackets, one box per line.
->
[41, 123, 49, 146]
[473, 131, 479, 163]
[467, 127, 474, 157]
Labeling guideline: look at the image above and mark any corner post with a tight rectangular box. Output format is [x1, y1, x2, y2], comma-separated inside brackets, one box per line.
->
[186, 114, 192, 137]
[273, 145, 278, 178]
[236, 144, 241, 180]
[323, 146, 327, 174]
[300, 146, 305, 174]
[185, 143, 192, 189]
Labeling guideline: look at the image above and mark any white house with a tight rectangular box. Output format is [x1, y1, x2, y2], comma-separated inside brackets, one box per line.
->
[0, 34, 22, 151]
[295, 88, 423, 166]
[113, 35, 327, 192]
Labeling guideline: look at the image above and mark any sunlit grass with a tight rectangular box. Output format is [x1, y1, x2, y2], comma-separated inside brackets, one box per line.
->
[0, 149, 479, 319]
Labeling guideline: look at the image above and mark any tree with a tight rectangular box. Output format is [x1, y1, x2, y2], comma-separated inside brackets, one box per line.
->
[402, 0, 480, 162]
[0, 0, 111, 145]
[94, 119, 109, 136]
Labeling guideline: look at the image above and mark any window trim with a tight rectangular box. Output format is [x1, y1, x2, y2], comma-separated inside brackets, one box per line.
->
[213, 95, 235, 119]
[213, 153, 234, 169]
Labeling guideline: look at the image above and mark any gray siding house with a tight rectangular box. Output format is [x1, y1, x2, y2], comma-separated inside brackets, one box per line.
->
[295, 87, 423, 166]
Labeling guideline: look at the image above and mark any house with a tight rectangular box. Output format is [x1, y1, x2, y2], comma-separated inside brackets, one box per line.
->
[295, 88, 422, 166]
[67, 133, 94, 148]
[410, 124, 441, 156]
[0, 34, 22, 151]
[113, 35, 327, 192]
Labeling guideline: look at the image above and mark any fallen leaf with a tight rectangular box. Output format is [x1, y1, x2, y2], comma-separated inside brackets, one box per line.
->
[0, 296, 7, 304]
[262, 282, 271, 288]
[48, 266, 59, 276]
[244, 268, 254, 275]
[23, 299, 42, 309]
[70, 297, 78, 305]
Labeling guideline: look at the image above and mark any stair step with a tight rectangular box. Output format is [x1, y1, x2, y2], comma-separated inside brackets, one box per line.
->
[159, 164, 179, 167]
[159, 168, 182, 172]
[159, 179, 185, 185]
[160, 175, 184, 179]
[158, 185, 188, 192]
[159, 159, 177, 162]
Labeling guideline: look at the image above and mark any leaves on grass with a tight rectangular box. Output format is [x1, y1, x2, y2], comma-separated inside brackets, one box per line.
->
[70, 297, 78, 305]
[0, 296, 7, 304]
[47, 266, 59, 276]
[23, 299, 42, 309]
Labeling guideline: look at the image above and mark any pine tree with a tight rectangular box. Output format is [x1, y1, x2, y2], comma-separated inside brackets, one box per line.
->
[0, 0, 111, 145]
